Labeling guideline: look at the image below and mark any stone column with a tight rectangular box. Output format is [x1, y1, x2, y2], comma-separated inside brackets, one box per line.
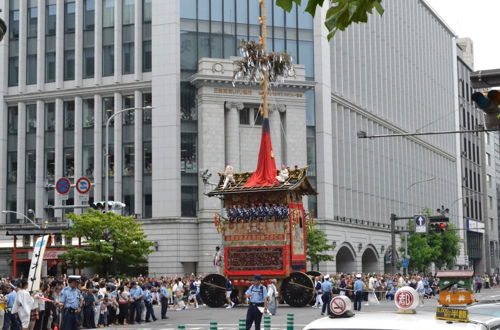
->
[55, 0, 64, 88]
[37, 0, 46, 91]
[75, 0, 83, 87]
[270, 104, 285, 169]
[134, 0, 143, 81]
[114, 0, 122, 83]
[313, 4, 334, 221]
[113, 93, 123, 206]
[151, 0, 180, 218]
[35, 100, 45, 220]
[16, 102, 26, 220]
[93, 94, 103, 201]
[54, 98, 64, 219]
[73, 96, 83, 213]
[134, 90, 143, 217]
[18, 0, 27, 92]
[94, 0, 103, 85]
[224, 102, 243, 171]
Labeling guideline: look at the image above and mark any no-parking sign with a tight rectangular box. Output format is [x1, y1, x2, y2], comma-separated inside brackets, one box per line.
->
[55, 177, 71, 200]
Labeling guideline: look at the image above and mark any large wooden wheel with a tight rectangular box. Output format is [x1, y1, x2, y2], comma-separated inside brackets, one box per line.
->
[306, 271, 322, 278]
[281, 271, 315, 307]
[200, 274, 227, 307]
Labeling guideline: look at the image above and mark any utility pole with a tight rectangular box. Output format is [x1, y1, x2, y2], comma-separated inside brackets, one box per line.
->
[390, 213, 414, 273]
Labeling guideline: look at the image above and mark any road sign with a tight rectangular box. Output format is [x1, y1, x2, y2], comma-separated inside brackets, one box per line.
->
[414, 215, 427, 233]
[400, 258, 410, 268]
[55, 177, 71, 200]
[329, 296, 351, 316]
[75, 177, 91, 194]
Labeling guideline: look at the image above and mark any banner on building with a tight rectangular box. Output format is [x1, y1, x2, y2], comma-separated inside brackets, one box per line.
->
[28, 235, 50, 292]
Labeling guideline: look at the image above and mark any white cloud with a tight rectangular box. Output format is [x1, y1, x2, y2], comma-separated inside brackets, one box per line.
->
[425, 0, 500, 70]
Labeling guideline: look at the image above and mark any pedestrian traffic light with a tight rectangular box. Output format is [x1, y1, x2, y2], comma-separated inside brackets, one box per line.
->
[472, 91, 500, 130]
[91, 201, 126, 211]
[429, 216, 449, 233]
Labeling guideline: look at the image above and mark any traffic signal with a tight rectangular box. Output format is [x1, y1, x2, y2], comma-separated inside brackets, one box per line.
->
[91, 201, 126, 211]
[429, 216, 449, 233]
[472, 91, 500, 130]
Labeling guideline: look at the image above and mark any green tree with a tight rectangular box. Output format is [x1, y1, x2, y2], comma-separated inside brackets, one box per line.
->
[306, 222, 335, 270]
[276, 0, 384, 39]
[61, 209, 153, 276]
[403, 208, 461, 272]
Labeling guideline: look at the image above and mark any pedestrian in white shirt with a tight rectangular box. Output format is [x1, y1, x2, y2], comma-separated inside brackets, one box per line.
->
[12, 279, 34, 330]
[416, 276, 425, 307]
[266, 279, 278, 315]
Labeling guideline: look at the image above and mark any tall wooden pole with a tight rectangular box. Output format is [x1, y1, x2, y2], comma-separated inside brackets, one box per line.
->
[260, 0, 269, 119]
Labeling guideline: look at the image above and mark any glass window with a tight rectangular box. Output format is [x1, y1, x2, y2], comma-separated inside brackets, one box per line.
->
[102, 97, 114, 126]
[274, 4, 285, 27]
[122, 25, 134, 74]
[142, 24, 152, 72]
[123, 0, 134, 25]
[103, 0, 114, 27]
[102, 28, 114, 76]
[224, 0, 235, 22]
[299, 40, 314, 78]
[249, 1, 260, 24]
[297, 1, 313, 29]
[64, 101, 75, 130]
[122, 95, 134, 125]
[143, 93, 152, 123]
[212, 0, 222, 21]
[181, 186, 197, 217]
[123, 144, 134, 176]
[83, 146, 94, 178]
[46, 4, 56, 35]
[45, 103, 55, 131]
[65, 2, 76, 33]
[84, 0, 95, 30]
[181, 31, 197, 71]
[83, 31, 95, 78]
[239, 108, 250, 125]
[224, 35, 236, 58]
[45, 52, 56, 83]
[64, 50, 75, 80]
[181, 82, 196, 121]
[181, 133, 197, 174]
[143, 0, 152, 22]
[286, 3, 297, 28]
[64, 148, 75, 178]
[198, 0, 209, 20]
[143, 141, 152, 174]
[8, 106, 18, 134]
[26, 151, 36, 183]
[45, 149, 55, 181]
[26, 38, 37, 84]
[9, 10, 19, 39]
[181, 0, 196, 19]
[83, 99, 94, 127]
[253, 108, 263, 125]
[236, 0, 247, 24]
[28, 7, 37, 37]
[211, 34, 223, 58]
[7, 152, 17, 183]
[26, 104, 37, 133]
[8, 56, 18, 87]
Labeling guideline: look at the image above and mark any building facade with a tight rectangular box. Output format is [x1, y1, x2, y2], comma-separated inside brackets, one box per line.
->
[0, 0, 485, 276]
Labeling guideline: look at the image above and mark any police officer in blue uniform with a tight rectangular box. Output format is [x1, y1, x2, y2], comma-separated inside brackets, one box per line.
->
[159, 281, 170, 319]
[2, 283, 20, 330]
[245, 275, 268, 330]
[58, 276, 83, 330]
[321, 274, 333, 316]
[129, 281, 144, 324]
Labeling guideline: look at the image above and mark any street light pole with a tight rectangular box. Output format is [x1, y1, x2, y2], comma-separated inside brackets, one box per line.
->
[104, 106, 153, 212]
[2, 210, 39, 228]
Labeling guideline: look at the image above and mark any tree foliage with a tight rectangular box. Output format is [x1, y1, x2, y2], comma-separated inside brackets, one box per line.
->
[402, 208, 461, 273]
[306, 221, 335, 270]
[276, 0, 384, 39]
[61, 209, 153, 276]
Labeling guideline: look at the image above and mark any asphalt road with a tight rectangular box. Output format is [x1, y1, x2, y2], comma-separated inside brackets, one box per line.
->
[109, 287, 500, 330]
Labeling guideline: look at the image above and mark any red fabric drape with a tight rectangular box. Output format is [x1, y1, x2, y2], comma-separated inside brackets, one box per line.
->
[244, 118, 279, 187]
